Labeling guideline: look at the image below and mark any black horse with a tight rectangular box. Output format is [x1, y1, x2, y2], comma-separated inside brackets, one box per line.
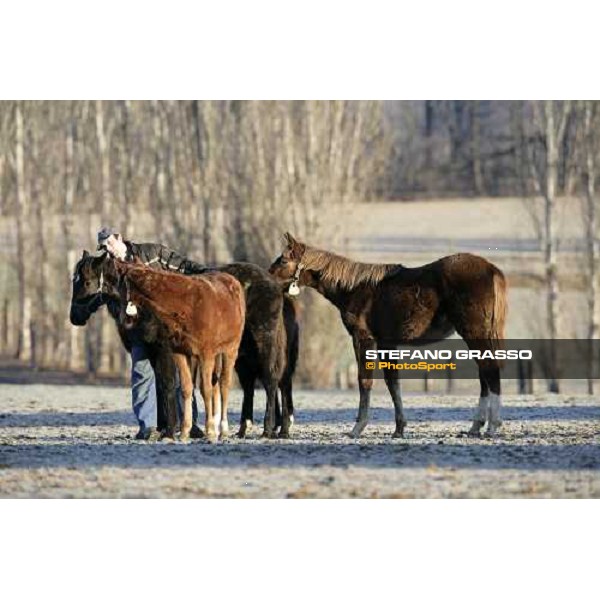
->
[70, 251, 299, 438]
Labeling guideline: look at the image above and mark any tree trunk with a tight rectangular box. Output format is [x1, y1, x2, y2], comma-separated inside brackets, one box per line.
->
[30, 115, 50, 366]
[14, 101, 32, 363]
[63, 110, 83, 371]
[470, 101, 485, 196]
[1, 299, 9, 354]
[544, 101, 563, 393]
[96, 100, 114, 374]
[151, 101, 166, 239]
[584, 101, 599, 394]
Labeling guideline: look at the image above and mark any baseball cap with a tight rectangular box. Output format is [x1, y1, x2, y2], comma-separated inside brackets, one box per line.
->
[97, 226, 118, 250]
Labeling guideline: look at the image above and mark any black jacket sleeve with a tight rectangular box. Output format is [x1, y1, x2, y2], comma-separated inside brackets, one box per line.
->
[127, 242, 207, 275]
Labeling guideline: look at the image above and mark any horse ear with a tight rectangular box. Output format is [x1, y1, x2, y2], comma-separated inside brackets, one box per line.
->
[283, 232, 297, 248]
[82, 250, 90, 259]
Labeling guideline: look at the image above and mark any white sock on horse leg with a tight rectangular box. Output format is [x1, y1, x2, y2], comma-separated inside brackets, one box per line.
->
[488, 393, 501, 427]
[474, 395, 490, 424]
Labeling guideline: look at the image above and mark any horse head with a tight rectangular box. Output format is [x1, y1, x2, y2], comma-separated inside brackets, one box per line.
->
[69, 250, 121, 325]
[269, 232, 312, 295]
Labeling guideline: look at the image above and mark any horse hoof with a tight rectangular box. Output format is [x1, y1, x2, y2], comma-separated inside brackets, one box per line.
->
[236, 430, 247, 439]
[160, 435, 176, 443]
[465, 430, 482, 439]
[261, 431, 277, 440]
[179, 434, 190, 443]
[484, 429, 501, 439]
[278, 430, 290, 439]
[392, 430, 404, 439]
[190, 425, 204, 439]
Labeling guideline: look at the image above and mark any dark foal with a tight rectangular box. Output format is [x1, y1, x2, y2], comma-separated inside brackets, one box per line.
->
[270, 233, 508, 439]
[220, 263, 299, 439]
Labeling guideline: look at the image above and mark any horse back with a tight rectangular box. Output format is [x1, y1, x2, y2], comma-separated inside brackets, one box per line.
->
[128, 268, 245, 354]
[368, 253, 506, 342]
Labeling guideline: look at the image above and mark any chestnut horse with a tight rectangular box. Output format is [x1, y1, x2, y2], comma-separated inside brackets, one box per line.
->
[115, 259, 245, 442]
[270, 233, 508, 438]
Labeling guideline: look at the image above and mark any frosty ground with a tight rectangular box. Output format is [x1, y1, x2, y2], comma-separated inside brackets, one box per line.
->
[0, 383, 598, 498]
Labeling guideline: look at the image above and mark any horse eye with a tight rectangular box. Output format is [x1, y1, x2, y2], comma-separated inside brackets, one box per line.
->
[280, 257, 288, 265]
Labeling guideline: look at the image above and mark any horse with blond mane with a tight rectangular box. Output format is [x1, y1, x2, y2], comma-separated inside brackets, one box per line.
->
[270, 233, 508, 438]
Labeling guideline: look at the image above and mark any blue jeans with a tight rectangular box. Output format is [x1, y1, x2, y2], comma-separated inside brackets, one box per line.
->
[131, 342, 200, 430]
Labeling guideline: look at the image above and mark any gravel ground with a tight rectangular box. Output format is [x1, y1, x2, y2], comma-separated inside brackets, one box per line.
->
[0, 383, 599, 498]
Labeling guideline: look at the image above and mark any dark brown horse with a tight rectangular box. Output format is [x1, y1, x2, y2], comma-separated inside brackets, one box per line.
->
[115, 259, 245, 442]
[270, 233, 508, 438]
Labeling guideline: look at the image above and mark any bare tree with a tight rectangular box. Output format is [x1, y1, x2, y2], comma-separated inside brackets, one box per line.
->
[581, 101, 600, 393]
[14, 101, 32, 363]
[63, 102, 84, 370]
[521, 101, 573, 392]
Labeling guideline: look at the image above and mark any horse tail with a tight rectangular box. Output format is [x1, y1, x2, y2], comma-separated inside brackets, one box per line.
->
[491, 268, 508, 351]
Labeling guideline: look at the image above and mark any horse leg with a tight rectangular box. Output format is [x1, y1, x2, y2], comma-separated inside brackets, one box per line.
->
[468, 365, 502, 437]
[154, 348, 178, 440]
[350, 335, 375, 439]
[219, 351, 237, 439]
[351, 379, 373, 438]
[275, 395, 282, 430]
[212, 381, 222, 438]
[484, 364, 502, 437]
[211, 354, 223, 438]
[200, 356, 217, 442]
[147, 347, 168, 434]
[280, 324, 297, 434]
[283, 376, 295, 430]
[468, 370, 489, 437]
[262, 376, 279, 439]
[236, 359, 257, 438]
[278, 369, 294, 438]
[173, 353, 194, 441]
[383, 370, 407, 438]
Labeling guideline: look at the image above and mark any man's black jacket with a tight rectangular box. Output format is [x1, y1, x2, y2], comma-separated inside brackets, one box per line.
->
[123, 241, 205, 274]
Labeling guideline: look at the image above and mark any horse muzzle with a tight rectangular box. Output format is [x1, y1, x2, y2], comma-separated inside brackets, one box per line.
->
[69, 303, 90, 326]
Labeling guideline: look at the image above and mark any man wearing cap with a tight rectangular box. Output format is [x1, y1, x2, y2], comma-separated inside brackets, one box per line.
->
[96, 227, 205, 440]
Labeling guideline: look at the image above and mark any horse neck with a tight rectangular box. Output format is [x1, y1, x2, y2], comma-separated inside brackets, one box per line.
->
[309, 274, 355, 312]
[99, 258, 121, 299]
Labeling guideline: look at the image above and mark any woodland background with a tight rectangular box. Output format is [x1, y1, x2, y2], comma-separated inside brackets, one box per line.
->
[0, 100, 599, 390]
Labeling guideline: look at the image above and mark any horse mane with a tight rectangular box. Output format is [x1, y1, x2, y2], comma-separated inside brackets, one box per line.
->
[301, 246, 401, 290]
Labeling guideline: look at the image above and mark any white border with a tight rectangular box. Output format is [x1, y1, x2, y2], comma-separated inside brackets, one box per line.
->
[1, 500, 598, 599]
[1, 1, 599, 99]
[2, 3, 598, 598]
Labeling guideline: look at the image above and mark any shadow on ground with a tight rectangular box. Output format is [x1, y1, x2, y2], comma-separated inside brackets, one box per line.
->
[1, 405, 599, 428]
[1, 439, 599, 471]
